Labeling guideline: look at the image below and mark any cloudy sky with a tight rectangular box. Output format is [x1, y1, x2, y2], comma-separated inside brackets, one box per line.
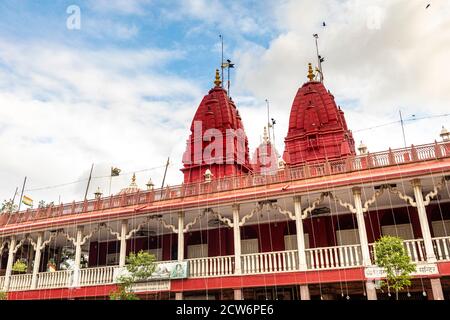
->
[0, 0, 449, 205]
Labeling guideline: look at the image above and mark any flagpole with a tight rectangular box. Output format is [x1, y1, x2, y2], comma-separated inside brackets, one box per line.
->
[84, 164, 94, 201]
[220, 34, 224, 88]
[160, 157, 170, 198]
[17, 177, 27, 213]
[11, 187, 18, 206]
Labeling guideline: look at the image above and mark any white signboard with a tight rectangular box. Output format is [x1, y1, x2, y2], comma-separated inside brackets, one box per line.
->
[132, 281, 171, 293]
[113, 261, 188, 283]
[365, 263, 439, 279]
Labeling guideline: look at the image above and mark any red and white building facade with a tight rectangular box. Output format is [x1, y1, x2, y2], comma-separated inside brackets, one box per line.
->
[1, 66, 450, 300]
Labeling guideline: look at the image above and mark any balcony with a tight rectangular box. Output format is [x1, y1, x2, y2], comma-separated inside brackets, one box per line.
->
[2, 141, 448, 228]
[1, 237, 449, 293]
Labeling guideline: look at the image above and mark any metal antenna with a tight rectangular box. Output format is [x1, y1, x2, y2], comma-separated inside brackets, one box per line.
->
[313, 34, 324, 83]
[399, 110, 407, 148]
[219, 35, 224, 88]
[266, 99, 272, 143]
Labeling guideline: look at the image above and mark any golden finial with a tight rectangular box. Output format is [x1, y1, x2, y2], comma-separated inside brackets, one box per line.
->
[214, 69, 222, 87]
[129, 173, 137, 187]
[307, 63, 315, 81]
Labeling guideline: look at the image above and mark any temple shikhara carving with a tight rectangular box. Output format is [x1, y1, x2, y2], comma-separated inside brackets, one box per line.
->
[1, 65, 450, 300]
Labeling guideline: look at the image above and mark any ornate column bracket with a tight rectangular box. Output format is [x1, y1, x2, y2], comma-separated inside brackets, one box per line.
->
[59, 223, 110, 246]
[328, 193, 357, 214]
[125, 216, 153, 240]
[153, 211, 206, 234]
[387, 186, 417, 207]
[156, 217, 178, 233]
[302, 193, 325, 218]
[423, 177, 446, 206]
[0, 240, 9, 253]
[12, 235, 30, 254]
[183, 210, 206, 233]
[206, 208, 234, 228]
[268, 202, 296, 221]
[239, 204, 263, 227]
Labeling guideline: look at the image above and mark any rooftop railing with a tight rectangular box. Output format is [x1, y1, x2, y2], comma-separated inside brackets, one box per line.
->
[1, 141, 449, 226]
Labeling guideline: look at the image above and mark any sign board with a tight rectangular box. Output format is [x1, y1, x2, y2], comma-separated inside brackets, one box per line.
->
[113, 261, 188, 283]
[131, 280, 170, 293]
[365, 263, 439, 279]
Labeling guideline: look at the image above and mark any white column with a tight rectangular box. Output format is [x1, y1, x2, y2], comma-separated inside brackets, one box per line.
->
[353, 188, 371, 266]
[293, 196, 310, 300]
[177, 212, 184, 261]
[353, 187, 377, 300]
[176, 212, 184, 301]
[294, 196, 307, 270]
[232, 204, 241, 275]
[119, 220, 128, 267]
[411, 179, 436, 262]
[31, 233, 43, 290]
[430, 278, 444, 300]
[72, 227, 83, 287]
[3, 236, 16, 291]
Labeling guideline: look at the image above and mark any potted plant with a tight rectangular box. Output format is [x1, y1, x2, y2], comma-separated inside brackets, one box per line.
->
[47, 258, 57, 272]
[11, 259, 28, 274]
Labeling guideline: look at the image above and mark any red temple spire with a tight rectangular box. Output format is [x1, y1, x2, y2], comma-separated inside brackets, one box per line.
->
[283, 63, 356, 166]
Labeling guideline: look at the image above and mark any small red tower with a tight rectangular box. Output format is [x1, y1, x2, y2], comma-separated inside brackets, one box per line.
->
[181, 70, 251, 183]
[283, 63, 356, 166]
[252, 127, 280, 174]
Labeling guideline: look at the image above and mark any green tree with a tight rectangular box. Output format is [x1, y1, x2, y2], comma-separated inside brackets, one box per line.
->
[0, 291, 7, 300]
[1, 199, 17, 214]
[374, 236, 416, 300]
[109, 250, 156, 300]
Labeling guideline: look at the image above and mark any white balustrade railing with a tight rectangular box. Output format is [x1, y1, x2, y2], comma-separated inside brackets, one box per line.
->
[36, 270, 72, 289]
[369, 239, 426, 263]
[3, 238, 449, 293]
[433, 236, 450, 261]
[241, 250, 298, 274]
[9, 273, 32, 291]
[305, 245, 362, 270]
[79, 266, 115, 286]
[187, 255, 234, 277]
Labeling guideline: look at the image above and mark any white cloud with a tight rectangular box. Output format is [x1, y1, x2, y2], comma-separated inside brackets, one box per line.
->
[233, 0, 450, 153]
[0, 39, 199, 203]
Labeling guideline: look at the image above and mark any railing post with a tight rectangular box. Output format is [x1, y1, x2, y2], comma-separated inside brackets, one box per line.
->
[434, 140, 443, 158]
[294, 196, 310, 300]
[352, 187, 377, 300]
[119, 220, 128, 267]
[3, 236, 16, 291]
[72, 226, 83, 287]
[411, 145, 418, 161]
[31, 232, 43, 289]
[388, 148, 395, 165]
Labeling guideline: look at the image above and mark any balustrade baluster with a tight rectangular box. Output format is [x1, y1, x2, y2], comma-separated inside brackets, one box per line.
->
[444, 239, 450, 260]
[349, 246, 355, 266]
[417, 241, 425, 261]
[324, 248, 329, 268]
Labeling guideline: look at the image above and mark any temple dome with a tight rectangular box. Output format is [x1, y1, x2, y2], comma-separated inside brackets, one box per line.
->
[283, 63, 356, 165]
[181, 70, 251, 183]
[117, 173, 141, 195]
[252, 127, 280, 174]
